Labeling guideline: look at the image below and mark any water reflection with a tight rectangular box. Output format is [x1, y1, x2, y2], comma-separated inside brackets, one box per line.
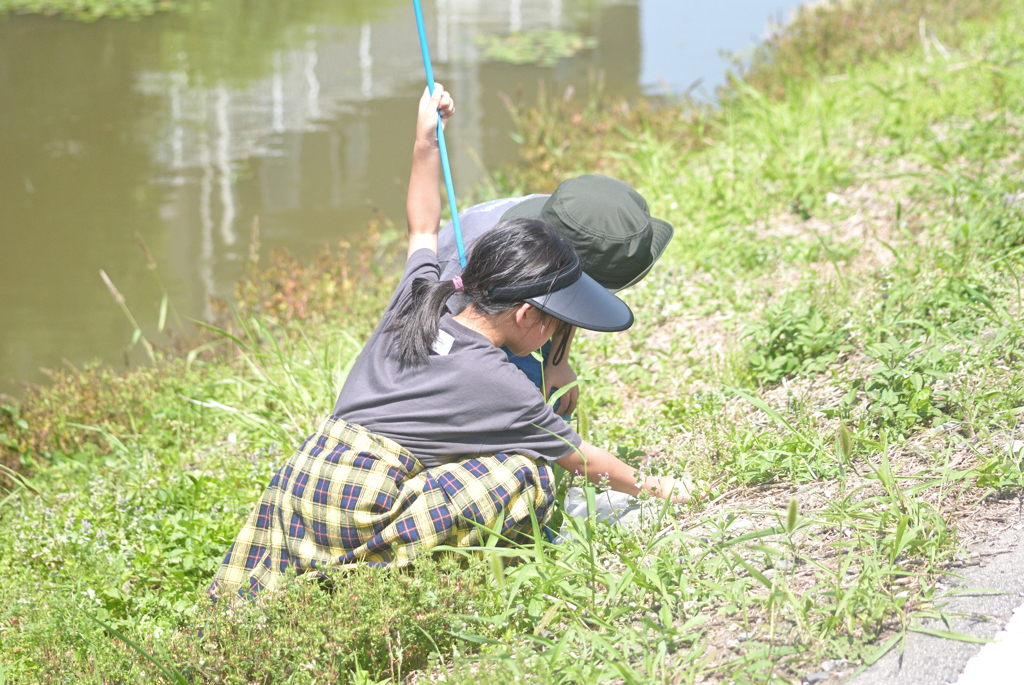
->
[0, 0, 801, 395]
[139, 2, 615, 324]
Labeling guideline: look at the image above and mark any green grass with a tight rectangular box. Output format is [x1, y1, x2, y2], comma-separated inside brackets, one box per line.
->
[3, 0, 1024, 682]
[0, 0, 177, 20]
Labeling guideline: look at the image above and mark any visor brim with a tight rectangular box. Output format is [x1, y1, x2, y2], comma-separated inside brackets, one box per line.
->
[526, 271, 634, 333]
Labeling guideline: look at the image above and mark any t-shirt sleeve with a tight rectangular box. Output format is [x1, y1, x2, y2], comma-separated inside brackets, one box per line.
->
[494, 368, 583, 462]
[385, 248, 440, 314]
[437, 196, 547, 281]
[512, 402, 583, 461]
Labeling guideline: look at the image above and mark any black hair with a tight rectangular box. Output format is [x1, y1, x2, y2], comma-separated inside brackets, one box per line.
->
[389, 217, 578, 367]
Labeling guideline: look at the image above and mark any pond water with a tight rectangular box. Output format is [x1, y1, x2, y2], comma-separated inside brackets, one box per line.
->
[0, 0, 802, 396]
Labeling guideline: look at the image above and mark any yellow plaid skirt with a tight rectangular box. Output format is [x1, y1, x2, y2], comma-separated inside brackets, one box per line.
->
[210, 417, 554, 600]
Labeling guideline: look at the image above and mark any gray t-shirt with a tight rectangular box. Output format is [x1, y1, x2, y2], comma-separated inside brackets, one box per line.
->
[438, 195, 547, 313]
[331, 247, 581, 468]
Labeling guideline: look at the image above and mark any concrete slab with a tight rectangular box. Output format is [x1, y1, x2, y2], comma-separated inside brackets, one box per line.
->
[846, 526, 1024, 685]
[954, 601, 1024, 684]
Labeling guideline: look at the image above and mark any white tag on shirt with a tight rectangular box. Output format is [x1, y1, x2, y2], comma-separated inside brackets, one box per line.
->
[431, 329, 455, 356]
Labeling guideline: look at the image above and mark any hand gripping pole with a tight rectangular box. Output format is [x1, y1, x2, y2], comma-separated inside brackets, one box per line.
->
[412, 0, 467, 269]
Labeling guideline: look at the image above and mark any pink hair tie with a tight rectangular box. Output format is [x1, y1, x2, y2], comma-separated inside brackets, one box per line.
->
[452, 276, 464, 292]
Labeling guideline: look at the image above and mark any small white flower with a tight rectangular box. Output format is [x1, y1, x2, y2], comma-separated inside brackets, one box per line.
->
[227, 433, 237, 444]
[86, 588, 95, 600]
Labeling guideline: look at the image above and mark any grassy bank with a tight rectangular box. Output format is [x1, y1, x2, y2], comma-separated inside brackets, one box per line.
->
[3, 0, 1024, 682]
[0, 0, 177, 20]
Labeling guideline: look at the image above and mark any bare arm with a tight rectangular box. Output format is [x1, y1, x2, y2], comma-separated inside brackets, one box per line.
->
[555, 441, 691, 502]
[406, 84, 455, 258]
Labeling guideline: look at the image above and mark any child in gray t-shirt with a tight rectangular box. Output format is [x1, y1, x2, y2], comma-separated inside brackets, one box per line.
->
[332, 246, 582, 468]
[332, 84, 690, 504]
[211, 86, 692, 596]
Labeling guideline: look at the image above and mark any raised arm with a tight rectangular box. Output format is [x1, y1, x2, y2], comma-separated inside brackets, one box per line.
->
[407, 84, 455, 259]
[556, 441, 692, 503]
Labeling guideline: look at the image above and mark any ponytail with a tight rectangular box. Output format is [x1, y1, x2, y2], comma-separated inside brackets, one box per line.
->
[388, 278, 458, 367]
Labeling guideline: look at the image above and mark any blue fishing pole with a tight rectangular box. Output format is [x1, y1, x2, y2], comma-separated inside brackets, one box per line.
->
[412, 0, 466, 269]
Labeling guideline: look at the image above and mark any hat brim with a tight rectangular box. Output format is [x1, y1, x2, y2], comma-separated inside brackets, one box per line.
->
[606, 216, 675, 292]
[498, 195, 548, 222]
[527, 271, 634, 333]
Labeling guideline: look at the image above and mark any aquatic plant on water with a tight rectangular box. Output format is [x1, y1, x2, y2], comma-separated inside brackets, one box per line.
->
[477, 29, 596, 68]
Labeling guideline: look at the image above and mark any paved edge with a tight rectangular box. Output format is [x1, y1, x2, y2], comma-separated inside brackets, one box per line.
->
[954, 601, 1024, 684]
[845, 524, 1024, 685]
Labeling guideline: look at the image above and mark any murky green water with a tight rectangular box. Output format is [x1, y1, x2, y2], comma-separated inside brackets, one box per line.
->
[0, 0, 801, 395]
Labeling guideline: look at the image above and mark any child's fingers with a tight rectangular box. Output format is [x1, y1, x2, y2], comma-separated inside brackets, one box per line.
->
[429, 83, 447, 108]
[668, 476, 698, 504]
[416, 84, 453, 140]
[418, 85, 454, 134]
[671, 479, 692, 504]
[438, 92, 454, 119]
[419, 84, 446, 114]
[551, 385, 579, 417]
[561, 385, 579, 416]
[435, 89, 455, 124]
[419, 84, 437, 108]
[647, 475, 687, 503]
[644, 474, 703, 505]
[677, 477, 713, 504]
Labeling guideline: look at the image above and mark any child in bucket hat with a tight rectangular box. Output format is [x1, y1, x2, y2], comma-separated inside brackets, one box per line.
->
[437, 174, 674, 417]
[209, 85, 689, 601]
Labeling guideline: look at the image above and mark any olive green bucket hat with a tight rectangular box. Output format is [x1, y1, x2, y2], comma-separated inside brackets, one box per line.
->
[500, 174, 674, 291]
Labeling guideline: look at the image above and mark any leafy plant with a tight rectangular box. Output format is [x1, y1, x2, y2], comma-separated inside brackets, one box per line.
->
[171, 557, 501, 683]
[973, 440, 1024, 500]
[845, 337, 954, 434]
[745, 293, 849, 384]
